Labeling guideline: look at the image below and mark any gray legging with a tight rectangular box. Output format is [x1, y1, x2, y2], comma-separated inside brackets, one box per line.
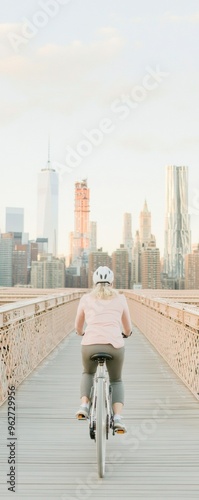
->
[80, 344, 125, 405]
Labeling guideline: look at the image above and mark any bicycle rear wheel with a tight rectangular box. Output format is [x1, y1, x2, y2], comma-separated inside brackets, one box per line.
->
[96, 377, 106, 478]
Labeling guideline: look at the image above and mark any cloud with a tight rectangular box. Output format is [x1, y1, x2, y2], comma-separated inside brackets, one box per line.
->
[131, 17, 145, 24]
[0, 23, 22, 57]
[0, 35, 125, 84]
[0, 102, 31, 127]
[0, 32, 125, 122]
[162, 11, 199, 23]
[119, 133, 199, 154]
[97, 26, 121, 38]
[0, 23, 21, 37]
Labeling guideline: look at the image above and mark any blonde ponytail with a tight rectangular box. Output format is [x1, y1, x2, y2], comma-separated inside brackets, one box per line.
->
[90, 283, 118, 300]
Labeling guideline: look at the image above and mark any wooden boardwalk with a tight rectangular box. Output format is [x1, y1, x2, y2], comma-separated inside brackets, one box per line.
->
[0, 325, 199, 499]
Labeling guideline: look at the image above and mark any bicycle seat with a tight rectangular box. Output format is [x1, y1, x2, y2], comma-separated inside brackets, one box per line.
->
[90, 352, 113, 362]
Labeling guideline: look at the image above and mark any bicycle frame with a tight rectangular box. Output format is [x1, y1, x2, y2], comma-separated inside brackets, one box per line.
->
[89, 355, 115, 478]
[89, 361, 114, 434]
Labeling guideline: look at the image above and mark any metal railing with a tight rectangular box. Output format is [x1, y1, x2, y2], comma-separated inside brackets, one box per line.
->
[1, 288, 199, 405]
[0, 290, 84, 405]
[125, 290, 199, 400]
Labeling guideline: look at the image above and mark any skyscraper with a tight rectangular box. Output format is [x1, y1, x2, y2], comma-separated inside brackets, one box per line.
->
[12, 245, 28, 286]
[185, 244, 199, 289]
[90, 221, 97, 252]
[132, 230, 142, 286]
[72, 179, 90, 263]
[123, 213, 133, 262]
[6, 207, 24, 233]
[141, 240, 161, 289]
[88, 248, 111, 288]
[132, 201, 151, 287]
[0, 233, 13, 286]
[37, 147, 58, 256]
[139, 200, 151, 247]
[31, 255, 65, 288]
[164, 166, 191, 286]
[112, 245, 129, 289]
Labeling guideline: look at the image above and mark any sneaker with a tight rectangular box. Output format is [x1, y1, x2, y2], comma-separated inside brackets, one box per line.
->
[75, 405, 89, 420]
[114, 417, 127, 434]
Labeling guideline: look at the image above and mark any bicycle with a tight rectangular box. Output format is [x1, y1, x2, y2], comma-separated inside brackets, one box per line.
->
[88, 345, 127, 478]
[76, 332, 131, 478]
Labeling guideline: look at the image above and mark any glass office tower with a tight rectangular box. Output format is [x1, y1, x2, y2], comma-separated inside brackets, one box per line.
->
[37, 160, 58, 257]
[164, 165, 191, 282]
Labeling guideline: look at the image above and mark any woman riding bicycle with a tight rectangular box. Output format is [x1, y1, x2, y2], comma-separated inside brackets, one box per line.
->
[75, 265, 132, 433]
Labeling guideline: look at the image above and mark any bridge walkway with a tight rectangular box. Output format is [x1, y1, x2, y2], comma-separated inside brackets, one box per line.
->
[0, 325, 199, 499]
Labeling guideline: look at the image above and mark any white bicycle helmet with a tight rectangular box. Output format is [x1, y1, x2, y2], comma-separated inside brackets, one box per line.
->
[93, 266, 114, 285]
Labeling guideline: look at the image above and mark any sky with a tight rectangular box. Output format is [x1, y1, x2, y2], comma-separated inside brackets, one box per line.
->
[0, 0, 199, 257]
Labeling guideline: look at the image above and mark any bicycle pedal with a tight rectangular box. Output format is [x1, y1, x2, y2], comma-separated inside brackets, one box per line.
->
[77, 414, 87, 419]
[115, 429, 125, 434]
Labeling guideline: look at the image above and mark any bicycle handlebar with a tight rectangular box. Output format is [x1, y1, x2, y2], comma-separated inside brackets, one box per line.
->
[76, 331, 132, 338]
[122, 331, 132, 338]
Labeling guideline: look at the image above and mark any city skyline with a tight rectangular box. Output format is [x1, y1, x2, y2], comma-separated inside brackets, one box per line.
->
[0, 166, 198, 290]
[0, 165, 196, 262]
[0, 0, 199, 255]
[0, 164, 198, 259]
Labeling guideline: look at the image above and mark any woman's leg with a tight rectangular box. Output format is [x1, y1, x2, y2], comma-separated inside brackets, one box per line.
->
[105, 346, 127, 431]
[80, 345, 98, 402]
[105, 346, 125, 414]
[76, 345, 98, 418]
[78, 344, 126, 429]
[80, 344, 125, 404]
[112, 402, 123, 415]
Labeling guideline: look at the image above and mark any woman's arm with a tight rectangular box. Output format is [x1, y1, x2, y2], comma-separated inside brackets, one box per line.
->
[121, 296, 132, 336]
[75, 298, 85, 335]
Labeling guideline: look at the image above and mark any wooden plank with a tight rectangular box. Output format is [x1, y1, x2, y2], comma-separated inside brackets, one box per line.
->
[0, 325, 199, 499]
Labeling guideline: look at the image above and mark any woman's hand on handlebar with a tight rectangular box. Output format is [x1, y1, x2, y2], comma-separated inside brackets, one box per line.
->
[122, 331, 132, 338]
